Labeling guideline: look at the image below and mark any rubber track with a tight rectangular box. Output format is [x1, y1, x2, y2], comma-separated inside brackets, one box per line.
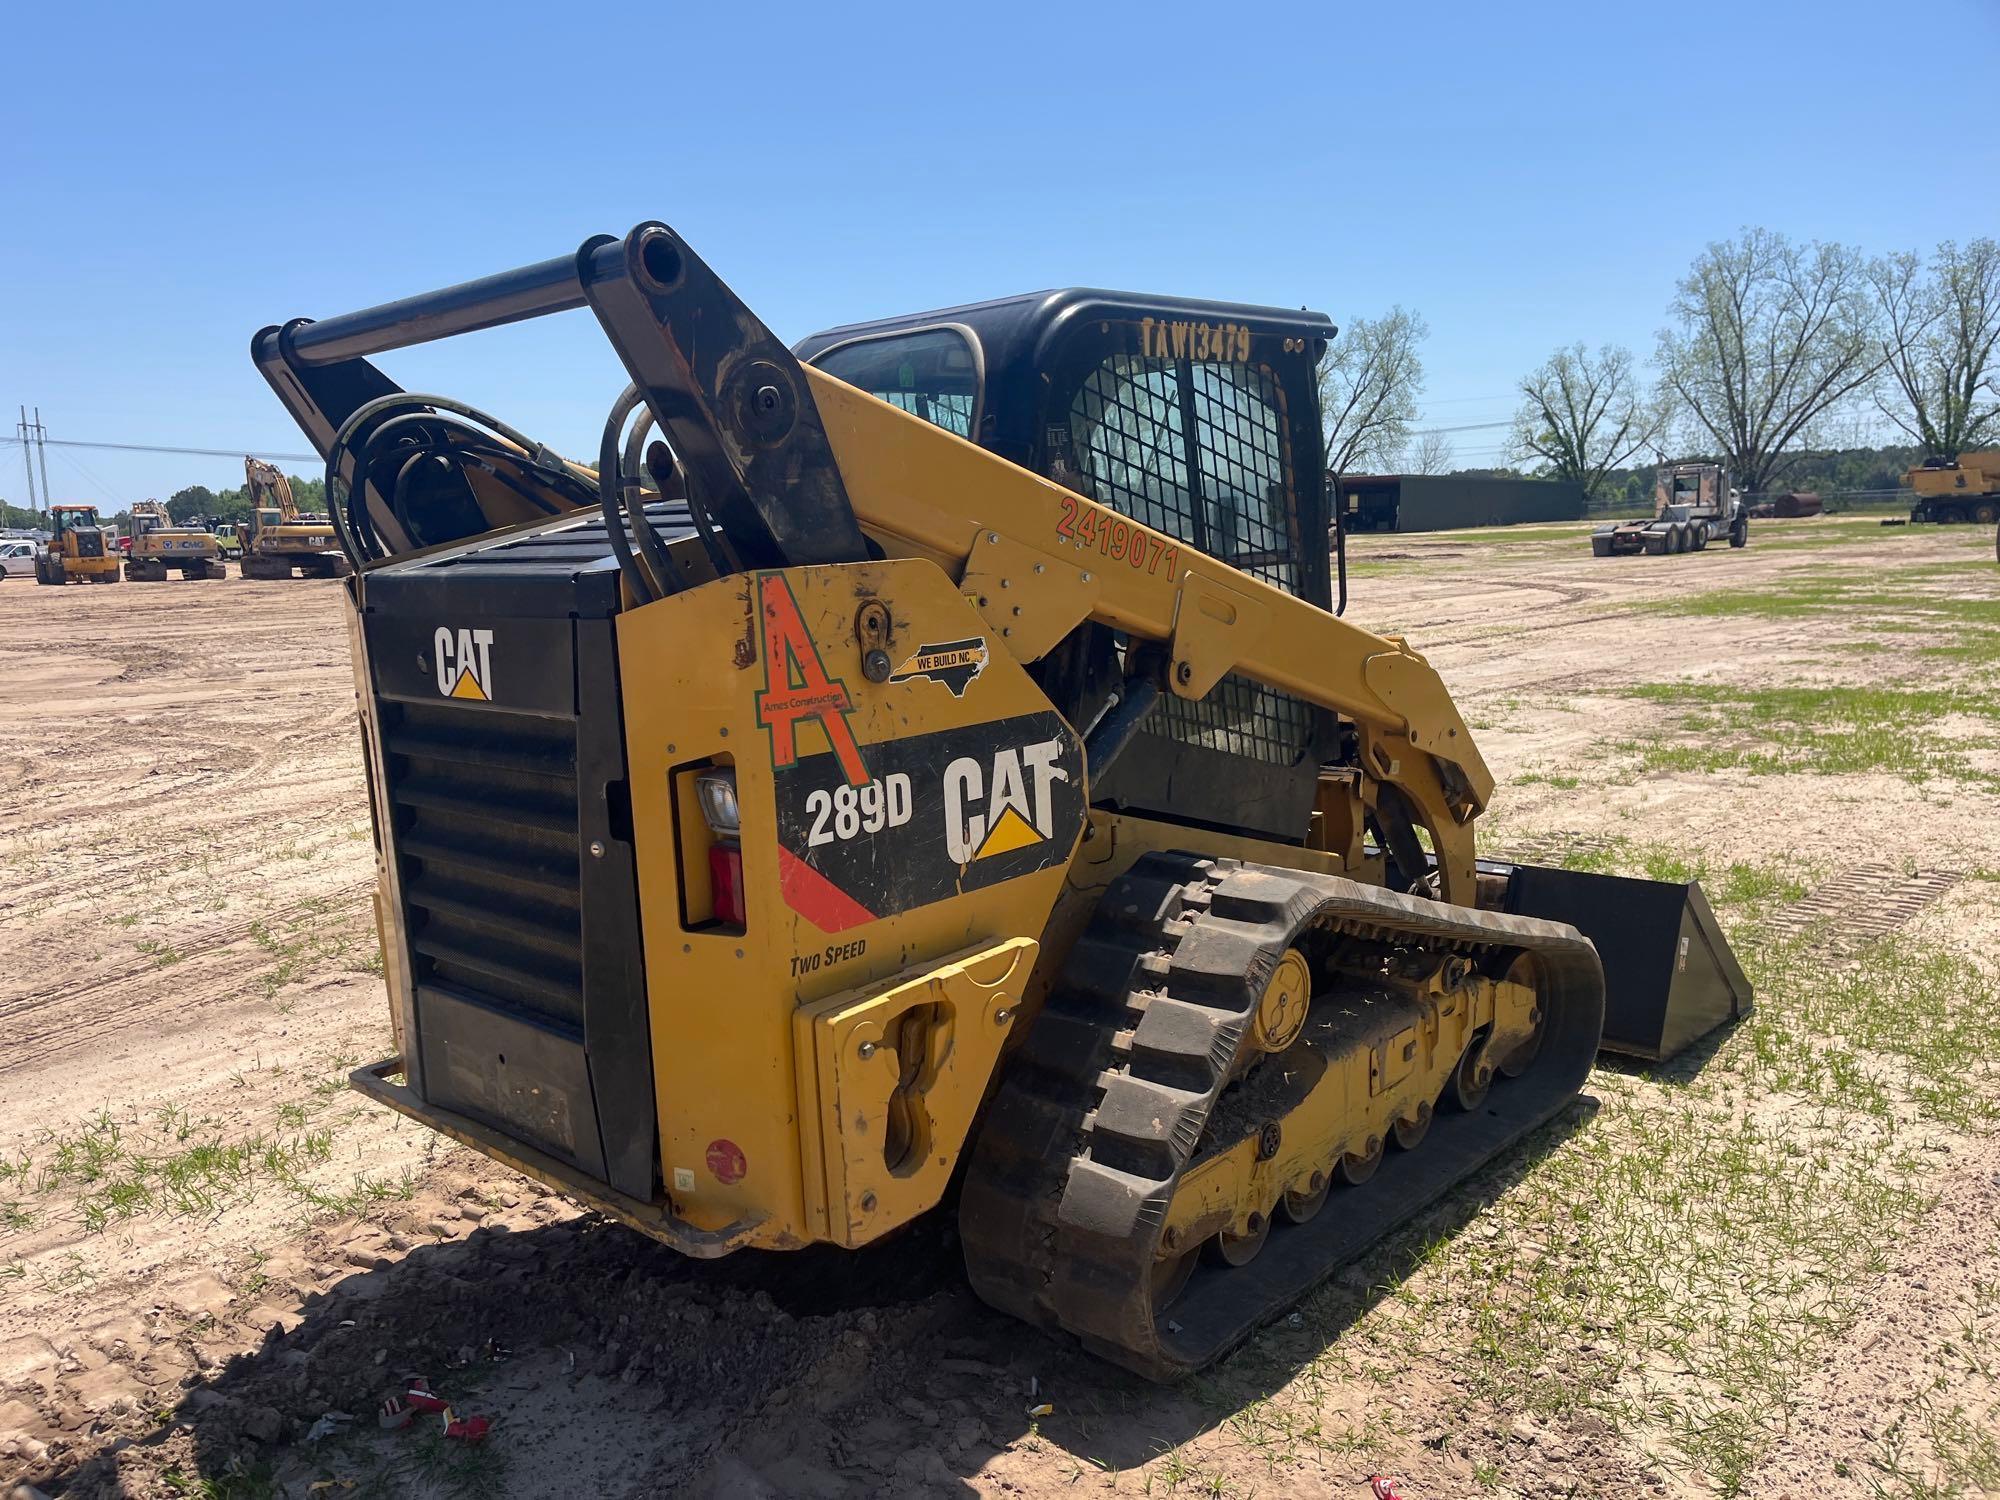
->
[959, 852, 1605, 1381]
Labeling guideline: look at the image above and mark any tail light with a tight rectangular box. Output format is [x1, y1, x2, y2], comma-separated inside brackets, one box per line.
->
[694, 769, 746, 927]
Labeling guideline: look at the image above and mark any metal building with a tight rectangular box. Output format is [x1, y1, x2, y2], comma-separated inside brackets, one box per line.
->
[1335, 474, 1585, 533]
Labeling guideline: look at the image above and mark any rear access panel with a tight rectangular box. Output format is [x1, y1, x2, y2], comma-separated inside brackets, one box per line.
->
[1501, 864, 1753, 1062]
[358, 522, 662, 1201]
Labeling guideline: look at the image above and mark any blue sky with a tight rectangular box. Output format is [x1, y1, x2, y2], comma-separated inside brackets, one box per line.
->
[4, 0, 1996, 507]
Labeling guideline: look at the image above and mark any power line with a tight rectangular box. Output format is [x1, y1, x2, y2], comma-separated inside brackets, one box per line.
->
[0, 435, 319, 463]
[50, 445, 131, 508]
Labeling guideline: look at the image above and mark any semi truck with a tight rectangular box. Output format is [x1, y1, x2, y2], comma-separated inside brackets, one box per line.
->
[1592, 462, 1748, 556]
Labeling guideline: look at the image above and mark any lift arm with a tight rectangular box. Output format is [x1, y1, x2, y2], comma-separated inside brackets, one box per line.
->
[805, 372, 1492, 903]
[251, 219, 1491, 904]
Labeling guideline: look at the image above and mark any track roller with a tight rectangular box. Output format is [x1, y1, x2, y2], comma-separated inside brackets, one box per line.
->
[960, 852, 1606, 1380]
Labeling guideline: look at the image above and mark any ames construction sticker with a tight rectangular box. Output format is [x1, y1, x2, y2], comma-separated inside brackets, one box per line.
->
[887, 637, 988, 698]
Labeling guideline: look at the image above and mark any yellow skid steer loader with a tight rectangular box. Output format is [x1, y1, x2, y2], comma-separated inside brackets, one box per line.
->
[254, 222, 1749, 1378]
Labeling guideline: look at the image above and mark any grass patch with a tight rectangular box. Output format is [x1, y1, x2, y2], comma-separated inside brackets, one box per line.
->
[1531, 836, 1808, 910]
[135, 938, 184, 967]
[1514, 770, 1582, 790]
[1615, 682, 2000, 785]
[1644, 573, 2000, 629]
[1278, 930, 2000, 1493]
[16, 1089, 384, 1232]
[1914, 631, 2000, 665]
[162, 1461, 279, 1500]
[247, 907, 369, 1002]
[1748, 523, 1935, 554]
[1712, 860, 1809, 908]
[301, 1423, 509, 1500]
[1423, 524, 1598, 546]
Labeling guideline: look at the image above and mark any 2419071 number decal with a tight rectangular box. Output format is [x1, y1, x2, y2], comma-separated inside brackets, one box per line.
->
[1055, 494, 1180, 577]
[805, 773, 914, 847]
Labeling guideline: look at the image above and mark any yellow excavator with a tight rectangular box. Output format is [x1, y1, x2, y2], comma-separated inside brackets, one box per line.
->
[254, 222, 1749, 1378]
[238, 457, 350, 579]
[124, 499, 228, 581]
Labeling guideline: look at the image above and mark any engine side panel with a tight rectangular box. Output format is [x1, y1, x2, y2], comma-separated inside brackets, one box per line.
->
[616, 558, 1086, 1248]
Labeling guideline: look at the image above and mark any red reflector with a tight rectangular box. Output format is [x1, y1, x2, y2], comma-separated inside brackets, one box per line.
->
[709, 844, 746, 926]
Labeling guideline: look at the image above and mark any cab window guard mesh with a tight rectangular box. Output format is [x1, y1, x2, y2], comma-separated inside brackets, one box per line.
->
[1151, 674, 1313, 767]
[1073, 354, 1311, 767]
[1068, 357, 1298, 592]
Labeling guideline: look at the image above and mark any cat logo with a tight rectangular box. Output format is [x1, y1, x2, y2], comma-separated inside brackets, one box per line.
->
[943, 739, 1069, 865]
[433, 626, 495, 701]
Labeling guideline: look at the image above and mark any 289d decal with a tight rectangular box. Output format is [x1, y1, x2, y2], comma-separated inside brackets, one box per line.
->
[748, 571, 1086, 933]
[773, 717, 1084, 932]
[804, 773, 914, 847]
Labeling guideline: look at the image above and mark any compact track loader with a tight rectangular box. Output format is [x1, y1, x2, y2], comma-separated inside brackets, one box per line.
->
[255, 222, 1749, 1379]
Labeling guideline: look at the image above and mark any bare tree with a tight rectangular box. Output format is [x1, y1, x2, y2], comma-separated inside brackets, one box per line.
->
[1870, 238, 2000, 457]
[1656, 229, 1883, 493]
[1319, 308, 1428, 474]
[1401, 428, 1456, 474]
[1508, 343, 1656, 501]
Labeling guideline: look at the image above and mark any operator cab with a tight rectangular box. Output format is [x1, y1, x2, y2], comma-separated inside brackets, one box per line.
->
[797, 291, 1338, 842]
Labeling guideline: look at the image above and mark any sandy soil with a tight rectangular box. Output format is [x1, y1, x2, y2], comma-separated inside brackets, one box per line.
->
[2, 520, 1997, 1499]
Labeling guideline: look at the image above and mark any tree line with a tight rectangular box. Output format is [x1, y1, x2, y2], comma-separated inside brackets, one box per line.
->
[1459, 443, 1926, 514]
[163, 475, 328, 527]
[1321, 233, 2000, 500]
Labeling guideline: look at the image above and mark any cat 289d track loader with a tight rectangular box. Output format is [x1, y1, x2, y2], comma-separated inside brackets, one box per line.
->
[254, 222, 1749, 1379]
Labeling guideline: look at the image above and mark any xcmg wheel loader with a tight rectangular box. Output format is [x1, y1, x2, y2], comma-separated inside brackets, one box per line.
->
[254, 222, 1750, 1380]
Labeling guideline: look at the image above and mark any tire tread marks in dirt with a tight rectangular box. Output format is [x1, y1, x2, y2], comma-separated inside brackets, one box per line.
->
[960, 851, 1606, 1381]
[1769, 863, 1963, 950]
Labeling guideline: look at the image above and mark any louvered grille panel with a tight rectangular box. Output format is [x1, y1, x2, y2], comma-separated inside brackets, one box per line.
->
[382, 700, 583, 1025]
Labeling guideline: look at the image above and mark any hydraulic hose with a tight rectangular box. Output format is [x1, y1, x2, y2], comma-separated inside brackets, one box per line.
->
[615, 402, 689, 594]
[324, 392, 593, 565]
[595, 386, 670, 603]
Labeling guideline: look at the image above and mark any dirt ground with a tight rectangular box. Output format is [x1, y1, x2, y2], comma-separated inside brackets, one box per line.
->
[3, 516, 1997, 1500]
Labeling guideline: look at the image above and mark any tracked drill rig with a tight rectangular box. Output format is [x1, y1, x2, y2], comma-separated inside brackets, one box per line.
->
[255, 222, 1748, 1378]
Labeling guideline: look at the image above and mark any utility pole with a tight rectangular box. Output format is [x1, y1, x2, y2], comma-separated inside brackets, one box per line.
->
[15, 406, 38, 518]
[32, 408, 50, 509]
